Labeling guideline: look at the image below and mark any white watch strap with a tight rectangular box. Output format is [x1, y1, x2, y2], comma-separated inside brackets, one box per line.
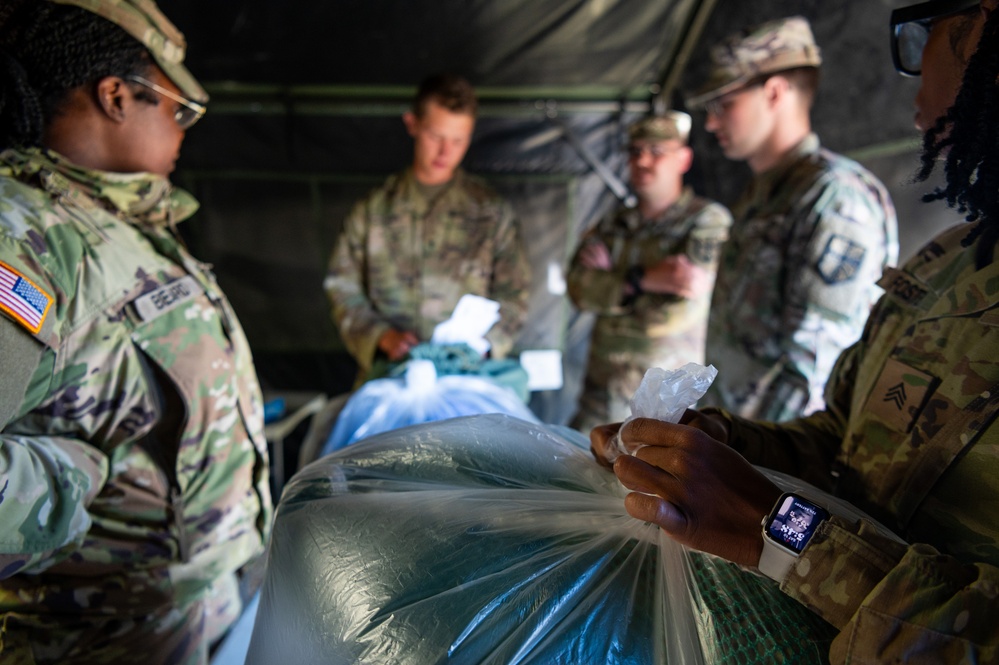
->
[758, 538, 795, 582]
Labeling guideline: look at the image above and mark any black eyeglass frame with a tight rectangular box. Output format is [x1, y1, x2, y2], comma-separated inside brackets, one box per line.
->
[890, 0, 979, 76]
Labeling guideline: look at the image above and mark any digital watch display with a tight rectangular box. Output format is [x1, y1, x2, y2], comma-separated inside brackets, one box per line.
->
[759, 493, 830, 581]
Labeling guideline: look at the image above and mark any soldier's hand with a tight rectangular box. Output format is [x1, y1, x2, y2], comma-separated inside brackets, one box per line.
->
[612, 417, 782, 567]
[678, 408, 730, 444]
[589, 421, 624, 468]
[642, 255, 712, 299]
[378, 329, 419, 361]
[578, 241, 613, 270]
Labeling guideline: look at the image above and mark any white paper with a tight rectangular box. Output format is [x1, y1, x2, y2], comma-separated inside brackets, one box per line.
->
[519, 349, 564, 391]
[431, 294, 501, 355]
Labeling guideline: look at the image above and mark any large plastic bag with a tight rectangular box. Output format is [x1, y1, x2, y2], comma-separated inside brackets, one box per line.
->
[247, 414, 865, 664]
[322, 360, 539, 455]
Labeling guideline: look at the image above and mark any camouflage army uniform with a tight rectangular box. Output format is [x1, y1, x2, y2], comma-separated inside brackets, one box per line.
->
[0, 148, 272, 664]
[324, 167, 531, 380]
[567, 188, 732, 431]
[701, 133, 898, 421]
[708, 221, 998, 661]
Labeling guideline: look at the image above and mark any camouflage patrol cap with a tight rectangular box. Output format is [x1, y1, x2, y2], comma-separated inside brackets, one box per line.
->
[49, 0, 208, 103]
[687, 16, 821, 108]
[628, 111, 692, 145]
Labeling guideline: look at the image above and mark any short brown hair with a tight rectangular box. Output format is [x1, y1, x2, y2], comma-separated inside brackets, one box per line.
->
[413, 73, 478, 118]
[745, 66, 820, 109]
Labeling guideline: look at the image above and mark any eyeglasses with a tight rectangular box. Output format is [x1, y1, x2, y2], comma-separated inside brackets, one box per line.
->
[890, 0, 978, 77]
[627, 144, 680, 159]
[701, 82, 764, 118]
[127, 75, 206, 129]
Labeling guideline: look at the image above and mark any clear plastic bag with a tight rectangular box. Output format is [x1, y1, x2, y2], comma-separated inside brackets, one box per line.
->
[322, 360, 540, 455]
[606, 362, 718, 463]
[249, 414, 848, 665]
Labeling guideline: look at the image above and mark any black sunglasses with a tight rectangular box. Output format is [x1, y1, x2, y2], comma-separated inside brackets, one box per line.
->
[890, 0, 979, 76]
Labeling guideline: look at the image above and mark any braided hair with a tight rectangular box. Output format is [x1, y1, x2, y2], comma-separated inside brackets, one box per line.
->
[917, 6, 999, 267]
[0, 1, 151, 150]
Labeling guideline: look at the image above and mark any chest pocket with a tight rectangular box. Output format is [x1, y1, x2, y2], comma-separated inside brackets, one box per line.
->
[129, 275, 265, 479]
[852, 308, 999, 530]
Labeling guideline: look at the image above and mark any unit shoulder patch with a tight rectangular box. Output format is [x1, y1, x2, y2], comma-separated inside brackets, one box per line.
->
[816, 234, 866, 285]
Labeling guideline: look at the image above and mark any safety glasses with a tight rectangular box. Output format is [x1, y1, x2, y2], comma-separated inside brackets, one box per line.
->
[890, 0, 979, 76]
[127, 75, 206, 129]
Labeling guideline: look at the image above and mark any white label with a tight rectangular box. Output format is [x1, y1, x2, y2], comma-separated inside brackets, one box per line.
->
[134, 275, 201, 322]
[520, 349, 564, 391]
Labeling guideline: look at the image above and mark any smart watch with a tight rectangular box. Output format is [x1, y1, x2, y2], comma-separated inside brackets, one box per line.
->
[759, 492, 830, 582]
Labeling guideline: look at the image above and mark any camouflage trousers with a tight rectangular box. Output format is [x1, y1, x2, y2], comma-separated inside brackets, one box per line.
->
[0, 572, 241, 664]
[570, 360, 648, 434]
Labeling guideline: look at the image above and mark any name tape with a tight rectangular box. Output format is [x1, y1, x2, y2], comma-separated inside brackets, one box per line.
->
[134, 275, 202, 322]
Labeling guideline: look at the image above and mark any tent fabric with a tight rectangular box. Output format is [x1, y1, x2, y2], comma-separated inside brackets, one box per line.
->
[169, 0, 962, 428]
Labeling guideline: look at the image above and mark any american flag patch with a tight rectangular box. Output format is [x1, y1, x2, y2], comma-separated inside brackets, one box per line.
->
[0, 260, 53, 334]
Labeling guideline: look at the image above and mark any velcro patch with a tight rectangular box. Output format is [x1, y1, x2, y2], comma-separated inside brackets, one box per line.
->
[0, 260, 53, 334]
[878, 267, 931, 308]
[133, 275, 201, 322]
[817, 234, 866, 285]
[863, 357, 937, 433]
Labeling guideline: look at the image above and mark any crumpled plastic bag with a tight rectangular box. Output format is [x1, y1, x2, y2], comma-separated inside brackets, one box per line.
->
[248, 414, 856, 665]
[322, 360, 540, 456]
[606, 362, 718, 462]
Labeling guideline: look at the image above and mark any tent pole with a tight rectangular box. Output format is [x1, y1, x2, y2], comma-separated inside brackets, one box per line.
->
[655, 0, 720, 111]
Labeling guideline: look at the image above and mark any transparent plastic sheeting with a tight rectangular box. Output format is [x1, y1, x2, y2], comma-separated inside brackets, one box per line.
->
[322, 361, 539, 456]
[248, 414, 881, 664]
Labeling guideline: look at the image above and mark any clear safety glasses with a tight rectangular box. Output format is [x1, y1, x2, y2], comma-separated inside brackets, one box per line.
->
[127, 75, 207, 129]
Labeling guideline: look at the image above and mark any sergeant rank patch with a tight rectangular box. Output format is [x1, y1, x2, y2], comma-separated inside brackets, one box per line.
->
[0, 260, 52, 334]
[817, 234, 866, 285]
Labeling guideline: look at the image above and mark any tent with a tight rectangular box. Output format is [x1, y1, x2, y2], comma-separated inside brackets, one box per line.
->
[167, 0, 960, 428]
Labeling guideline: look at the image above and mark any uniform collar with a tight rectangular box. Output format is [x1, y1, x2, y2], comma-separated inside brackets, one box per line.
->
[879, 221, 999, 318]
[389, 167, 466, 218]
[920, 222, 999, 318]
[620, 186, 696, 230]
[745, 133, 820, 208]
[0, 147, 199, 226]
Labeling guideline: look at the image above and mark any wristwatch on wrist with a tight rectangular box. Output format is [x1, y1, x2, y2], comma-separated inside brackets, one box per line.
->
[758, 492, 830, 582]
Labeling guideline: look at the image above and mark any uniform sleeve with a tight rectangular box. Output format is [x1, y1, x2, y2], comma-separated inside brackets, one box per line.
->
[324, 200, 392, 373]
[762, 174, 897, 421]
[784, 520, 999, 663]
[714, 330, 998, 662]
[684, 203, 733, 270]
[484, 200, 531, 359]
[705, 333, 864, 491]
[0, 320, 109, 578]
[566, 225, 630, 314]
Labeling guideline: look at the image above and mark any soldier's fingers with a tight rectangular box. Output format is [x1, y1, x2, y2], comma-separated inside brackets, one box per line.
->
[589, 422, 622, 466]
[620, 417, 692, 449]
[624, 492, 687, 535]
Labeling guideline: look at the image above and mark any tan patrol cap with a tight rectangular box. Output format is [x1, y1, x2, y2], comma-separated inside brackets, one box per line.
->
[687, 16, 821, 109]
[628, 111, 693, 144]
[49, 0, 208, 103]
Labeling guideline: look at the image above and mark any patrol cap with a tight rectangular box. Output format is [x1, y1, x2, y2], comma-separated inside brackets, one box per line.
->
[687, 16, 821, 108]
[628, 111, 692, 144]
[49, 0, 208, 103]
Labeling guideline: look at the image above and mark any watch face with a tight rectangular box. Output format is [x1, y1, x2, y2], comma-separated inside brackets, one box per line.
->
[765, 494, 829, 554]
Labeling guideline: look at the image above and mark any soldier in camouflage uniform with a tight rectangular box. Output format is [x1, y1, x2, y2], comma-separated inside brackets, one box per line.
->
[567, 113, 732, 432]
[324, 75, 531, 384]
[687, 16, 899, 422]
[0, 2, 271, 663]
[592, 1, 999, 660]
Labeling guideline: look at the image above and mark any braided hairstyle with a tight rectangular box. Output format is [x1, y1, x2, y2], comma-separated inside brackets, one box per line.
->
[0, 0, 151, 150]
[917, 6, 999, 267]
